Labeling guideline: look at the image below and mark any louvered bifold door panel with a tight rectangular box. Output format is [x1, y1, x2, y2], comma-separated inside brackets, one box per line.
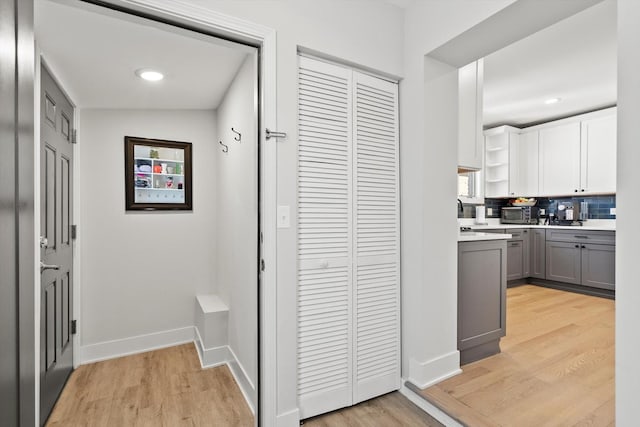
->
[352, 71, 401, 404]
[297, 56, 354, 419]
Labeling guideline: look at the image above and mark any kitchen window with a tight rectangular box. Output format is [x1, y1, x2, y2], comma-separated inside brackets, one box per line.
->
[458, 170, 483, 203]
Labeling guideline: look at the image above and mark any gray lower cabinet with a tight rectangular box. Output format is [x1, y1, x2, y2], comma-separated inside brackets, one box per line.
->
[545, 229, 616, 290]
[546, 241, 582, 285]
[581, 243, 615, 290]
[458, 239, 507, 365]
[530, 229, 546, 279]
[506, 229, 530, 280]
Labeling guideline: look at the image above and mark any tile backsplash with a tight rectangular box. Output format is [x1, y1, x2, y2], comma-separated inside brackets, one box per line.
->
[460, 195, 616, 220]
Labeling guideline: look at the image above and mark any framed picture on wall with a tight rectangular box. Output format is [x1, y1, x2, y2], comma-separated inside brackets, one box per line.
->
[124, 136, 193, 211]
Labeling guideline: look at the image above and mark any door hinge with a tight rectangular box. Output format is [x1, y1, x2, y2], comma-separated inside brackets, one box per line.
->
[71, 129, 78, 144]
[260, 259, 265, 272]
[71, 224, 78, 240]
[71, 320, 77, 335]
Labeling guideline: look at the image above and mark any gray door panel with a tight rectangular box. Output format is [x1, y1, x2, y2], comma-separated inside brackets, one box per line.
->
[40, 65, 74, 425]
[581, 244, 615, 290]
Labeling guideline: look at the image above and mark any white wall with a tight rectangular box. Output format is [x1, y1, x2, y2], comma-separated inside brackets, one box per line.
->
[215, 54, 258, 404]
[400, 0, 517, 387]
[616, 0, 638, 423]
[180, 1, 406, 422]
[78, 109, 217, 358]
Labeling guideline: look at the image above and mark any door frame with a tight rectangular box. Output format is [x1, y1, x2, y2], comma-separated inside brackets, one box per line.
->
[34, 0, 278, 425]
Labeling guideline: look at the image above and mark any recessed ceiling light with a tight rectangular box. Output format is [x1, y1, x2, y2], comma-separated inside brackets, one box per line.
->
[135, 69, 164, 82]
[544, 97, 562, 105]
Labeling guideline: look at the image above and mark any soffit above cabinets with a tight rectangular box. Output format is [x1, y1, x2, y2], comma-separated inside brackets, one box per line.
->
[34, 0, 253, 109]
[483, 0, 616, 129]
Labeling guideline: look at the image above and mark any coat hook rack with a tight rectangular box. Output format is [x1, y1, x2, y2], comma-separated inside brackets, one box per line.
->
[219, 140, 228, 153]
[231, 127, 241, 142]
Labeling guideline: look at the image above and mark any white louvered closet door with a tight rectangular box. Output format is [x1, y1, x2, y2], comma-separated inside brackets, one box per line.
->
[297, 56, 399, 419]
[297, 56, 354, 419]
[352, 72, 400, 404]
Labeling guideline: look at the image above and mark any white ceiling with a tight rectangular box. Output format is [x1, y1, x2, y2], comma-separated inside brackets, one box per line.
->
[483, 0, 616, 128]
[34, 0, 253, 110]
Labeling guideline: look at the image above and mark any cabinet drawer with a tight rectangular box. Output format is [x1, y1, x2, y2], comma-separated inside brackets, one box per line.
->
[545, 229, 615, 245]
[506, 228, 529, 240]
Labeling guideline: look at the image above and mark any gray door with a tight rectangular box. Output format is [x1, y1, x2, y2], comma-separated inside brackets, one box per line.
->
[40, 65, 74, 425]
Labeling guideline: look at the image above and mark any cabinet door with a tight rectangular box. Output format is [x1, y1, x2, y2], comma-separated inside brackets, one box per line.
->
[522, 230, 531, 277]
[507, 240, 524, 280]
[581, 244, 615, 290]
[508, 133, 519, 197]
[530, 229, 546, 279]
[581, 113, 616, 194]
[458, 60, 483, 171]
[518, 131, 539, 196]
[539, 123, 581, 196]
[546, 241, 581, 285]
[458, 241, 507, 354]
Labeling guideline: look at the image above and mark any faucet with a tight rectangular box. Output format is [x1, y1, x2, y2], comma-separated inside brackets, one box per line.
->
[457, 199, 464, 216]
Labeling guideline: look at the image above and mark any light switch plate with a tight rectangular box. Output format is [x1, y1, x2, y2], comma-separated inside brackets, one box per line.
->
[610, 208, 616, 215]
[540, 208, 546, 215]
[277, 205, 291, 228]
[487, 208, 493, 216]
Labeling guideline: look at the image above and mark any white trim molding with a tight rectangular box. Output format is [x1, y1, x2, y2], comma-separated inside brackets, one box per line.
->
[407, 351, 462, 389]
[399, 385, 462, 427]
[79, 326, 195, 365]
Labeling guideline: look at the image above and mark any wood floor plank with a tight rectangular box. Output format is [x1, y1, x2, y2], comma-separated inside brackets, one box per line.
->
[416, 285, 614, 427]
[46, 343, 254, 427]
[304, 391, 443, 427]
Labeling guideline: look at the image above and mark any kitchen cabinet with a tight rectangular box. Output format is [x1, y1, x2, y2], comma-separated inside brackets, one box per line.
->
[546, 241, 582, 284]
[581, 244, 615, 290]
[539, 122, 581, 196]
[510, 130, 539, 197]
[545, 229, 615, 290]
[530, 229, 546, 279]
[581, 113, 617, 194]
[484, 126, 518, 197]
[458, 239, 507, 365]
[458, 60, 484, 171]
[506, 228, 530, 280]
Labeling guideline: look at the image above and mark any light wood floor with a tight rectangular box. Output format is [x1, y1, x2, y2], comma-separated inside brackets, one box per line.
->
[418, 285, 615, 427]
[46, 343, 254, 426]
[304, 392, 443, 426]
[48, 343, 441, 426]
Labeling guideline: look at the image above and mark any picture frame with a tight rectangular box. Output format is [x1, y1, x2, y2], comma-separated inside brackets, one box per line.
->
[124, 136, 193, 211]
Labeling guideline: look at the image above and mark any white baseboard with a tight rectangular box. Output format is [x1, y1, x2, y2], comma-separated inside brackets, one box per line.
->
[399, 385, 462, 427]
[227, 346, 256, 415]
[194, 326, 231, 368]
[408, 351, 462, 389]
[79, 326, 195, 365]
[276, 408, 300, 426]
[194, 326, 256, 415]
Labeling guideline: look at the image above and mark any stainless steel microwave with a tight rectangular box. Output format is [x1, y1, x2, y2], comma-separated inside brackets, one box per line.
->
[501, 206, 540, 224]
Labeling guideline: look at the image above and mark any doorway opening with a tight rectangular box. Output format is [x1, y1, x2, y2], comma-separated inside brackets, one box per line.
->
[35, 0, 262, 425]
[433, 1, 616, 425]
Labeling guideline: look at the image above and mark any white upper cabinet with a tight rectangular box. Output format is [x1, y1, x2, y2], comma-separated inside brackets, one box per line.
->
[458, 60, 484, 171]
[538, 122, 582, 196]
[509, 130, 539, 197]
[580, 113, 616, 194]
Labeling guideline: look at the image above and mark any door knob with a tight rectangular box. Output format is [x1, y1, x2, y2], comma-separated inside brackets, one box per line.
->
[40, 262, 60, 272]
[39, 236, 48, 249]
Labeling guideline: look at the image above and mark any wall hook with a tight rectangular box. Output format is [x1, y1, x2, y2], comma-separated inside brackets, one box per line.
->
[231, 127, 241, 142]
[219, 140, 228, 153]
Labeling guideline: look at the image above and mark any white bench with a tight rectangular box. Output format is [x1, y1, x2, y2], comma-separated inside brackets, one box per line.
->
[194, 295, 229, 367]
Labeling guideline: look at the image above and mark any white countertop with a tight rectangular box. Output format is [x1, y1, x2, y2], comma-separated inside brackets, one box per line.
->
[459, 218, 615, 231]
[458, 232, 512, 242]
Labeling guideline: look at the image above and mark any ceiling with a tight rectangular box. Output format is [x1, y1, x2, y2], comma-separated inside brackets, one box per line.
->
[34, 0, 253, 110]
[483, 0, 616, 129]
